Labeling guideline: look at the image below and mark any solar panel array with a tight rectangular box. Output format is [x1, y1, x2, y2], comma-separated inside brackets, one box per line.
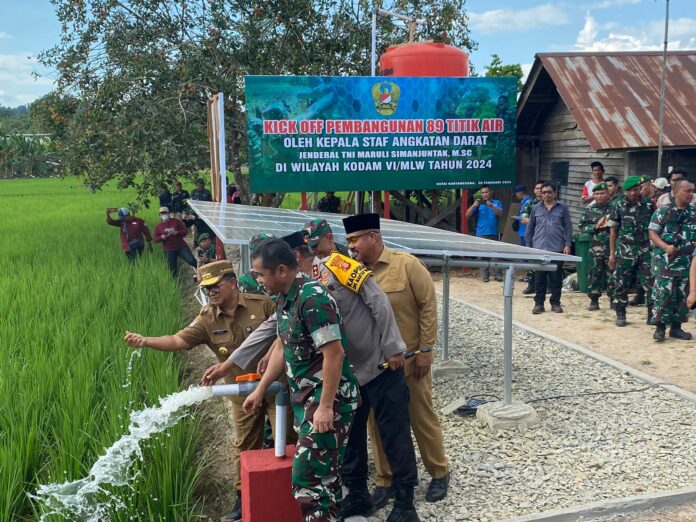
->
[187, 201, 580, 264]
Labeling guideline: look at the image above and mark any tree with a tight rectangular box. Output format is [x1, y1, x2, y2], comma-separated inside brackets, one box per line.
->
[40, 0, 476, 206]
[484, 54, 524, 92]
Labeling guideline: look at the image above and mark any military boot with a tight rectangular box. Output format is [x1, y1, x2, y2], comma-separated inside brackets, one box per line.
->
[522, 280, 535, 295]
[646, 303, 657, 326]
[615, 305, 627, 327]
[628, 287, 645, 306]
[386, 487, 420, 522]
[610, 300, 617, 311]
[588, 296, 600, 311]
[653, 323, 666, 342]
[669, 322, 693, 340]
[340, 487, 375, 518]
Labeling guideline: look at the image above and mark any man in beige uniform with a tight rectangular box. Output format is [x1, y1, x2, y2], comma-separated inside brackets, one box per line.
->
[343, 213, 450, 507]
[124, 260, 283, 522]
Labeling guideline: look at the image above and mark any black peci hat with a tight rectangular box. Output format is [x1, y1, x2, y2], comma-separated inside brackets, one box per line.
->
[343, 213, 380, 238]
[282, 231, 307, 250]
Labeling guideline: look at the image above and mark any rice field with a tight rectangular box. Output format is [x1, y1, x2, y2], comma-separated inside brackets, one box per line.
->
[0, 178, 205, 521]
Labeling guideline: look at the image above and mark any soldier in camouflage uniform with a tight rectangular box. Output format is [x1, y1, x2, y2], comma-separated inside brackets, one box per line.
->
[647, 178, 696, 341]
[238, 232, 276, 294]
[243, 238, 359, 522]
[608, 176, 655, 327]
[520, 180, 544, 294]
[578, 182, 612, 311]
[605, 176, 622, 309]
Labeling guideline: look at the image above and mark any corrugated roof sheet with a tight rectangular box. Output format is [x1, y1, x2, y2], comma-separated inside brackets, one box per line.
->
[524, 52, 696, 151]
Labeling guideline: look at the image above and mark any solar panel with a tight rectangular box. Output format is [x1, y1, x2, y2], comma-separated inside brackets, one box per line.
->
[187, 201, 580, 264]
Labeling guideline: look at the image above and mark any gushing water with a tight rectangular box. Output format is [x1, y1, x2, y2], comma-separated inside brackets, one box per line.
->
[31, 385, 213, 521]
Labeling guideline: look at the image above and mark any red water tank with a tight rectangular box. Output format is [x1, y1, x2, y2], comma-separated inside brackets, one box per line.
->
[379, 42, 469, 77]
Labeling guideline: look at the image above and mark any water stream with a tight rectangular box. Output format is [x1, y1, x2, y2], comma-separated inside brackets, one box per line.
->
[31, 385, 213, 521]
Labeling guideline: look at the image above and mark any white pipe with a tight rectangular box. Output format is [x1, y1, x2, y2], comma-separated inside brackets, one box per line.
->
[275, 405, 288, 457]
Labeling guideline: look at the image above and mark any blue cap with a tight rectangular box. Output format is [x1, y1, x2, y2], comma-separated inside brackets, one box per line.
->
[514, 184, 526, 193]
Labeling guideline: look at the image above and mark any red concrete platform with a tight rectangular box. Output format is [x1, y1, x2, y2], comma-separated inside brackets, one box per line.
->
[240, 444, 302, 522]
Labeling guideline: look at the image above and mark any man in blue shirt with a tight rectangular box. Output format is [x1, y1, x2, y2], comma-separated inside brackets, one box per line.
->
[466, 185, 504, 281]
[511, 184, 532, 246]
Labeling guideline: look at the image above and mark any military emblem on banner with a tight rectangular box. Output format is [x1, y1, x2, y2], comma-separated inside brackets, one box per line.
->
[372, 81, 400, 116]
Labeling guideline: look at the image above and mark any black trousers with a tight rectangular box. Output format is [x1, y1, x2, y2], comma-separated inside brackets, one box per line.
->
[535, 261, 564, 306]
[125, 247, 143, 263]
[165, 247, 197, 276]
[342, 367, 417, 491]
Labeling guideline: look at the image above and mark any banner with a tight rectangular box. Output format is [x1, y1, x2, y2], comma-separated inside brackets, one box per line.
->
[245, 75, 517, 192]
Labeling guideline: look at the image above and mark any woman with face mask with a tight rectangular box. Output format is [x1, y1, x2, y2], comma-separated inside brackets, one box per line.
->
[153, 206, 198, 277]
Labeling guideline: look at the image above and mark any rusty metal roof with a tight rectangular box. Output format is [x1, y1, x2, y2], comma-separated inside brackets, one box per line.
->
[518, 51, 696, 151]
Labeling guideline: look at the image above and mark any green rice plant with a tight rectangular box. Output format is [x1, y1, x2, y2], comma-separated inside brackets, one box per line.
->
[0, 178, 204, 520]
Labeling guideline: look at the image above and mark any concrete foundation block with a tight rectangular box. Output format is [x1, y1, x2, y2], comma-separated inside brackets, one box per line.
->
[476, 400, 539, 432]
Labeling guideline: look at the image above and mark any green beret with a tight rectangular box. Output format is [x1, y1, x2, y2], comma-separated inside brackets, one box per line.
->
[593, 182, 608, 192]
[622, 176, 642, 191]
[639, 175, 652, 184]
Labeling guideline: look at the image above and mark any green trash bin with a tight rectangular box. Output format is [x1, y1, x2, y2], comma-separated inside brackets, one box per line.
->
[574, 233, 591, 293]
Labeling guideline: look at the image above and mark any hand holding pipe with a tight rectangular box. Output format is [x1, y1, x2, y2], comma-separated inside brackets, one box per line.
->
[211, 381, 288, 458]
[377, 350, 421, 370]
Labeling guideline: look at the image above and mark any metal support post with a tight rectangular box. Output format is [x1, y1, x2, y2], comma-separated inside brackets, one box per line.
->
[441, 254, 451, 360]
[239, 244, 250, 275]
[502, 264, 515, 405]
[371, 9, 378, 76]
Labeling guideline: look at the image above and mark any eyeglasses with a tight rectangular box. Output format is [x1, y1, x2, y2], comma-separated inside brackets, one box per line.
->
[346, 231, 372, 245]
[201, 278, 233, 295]
[541, 190, 554, 195]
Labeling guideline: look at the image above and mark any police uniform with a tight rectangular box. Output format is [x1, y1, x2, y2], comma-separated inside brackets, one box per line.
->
[578, 182, 612, 307]
[176, 262, 277, 493]
[276, 274, 359, 521]
[311, 246, 418, 518]
[342, 214, 449, 501]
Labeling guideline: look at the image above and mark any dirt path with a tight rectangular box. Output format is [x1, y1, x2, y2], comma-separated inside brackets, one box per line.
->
[432, 270, 696, 394]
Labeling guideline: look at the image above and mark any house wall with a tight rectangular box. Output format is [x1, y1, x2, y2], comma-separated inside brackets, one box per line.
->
[538, 100, 626, 225]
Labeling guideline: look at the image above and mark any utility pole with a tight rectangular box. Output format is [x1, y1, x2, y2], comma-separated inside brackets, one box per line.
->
[656, 0, 670, 178]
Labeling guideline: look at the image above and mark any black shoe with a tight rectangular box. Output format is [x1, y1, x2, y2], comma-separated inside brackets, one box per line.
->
[615, 305, 627, 327]
[370, 486, 393, 510]
[588, 296, 600, 311]
[223, 496, 242, 521]
[386, 487, 420, 522]
[669, 324, 693, 340]
[522, 283, 535, 295]
[628, 288, 645, 306]
[646, 304, 657, 326]
[482, 277, 490, 282]
[532, 304, 545, 314]
[610, 301, 617, 311]
[425, 473, 450, 502]
[341, 488, 375, 518]
[551, 304, 564, 313]
[653, 323, 666, 342]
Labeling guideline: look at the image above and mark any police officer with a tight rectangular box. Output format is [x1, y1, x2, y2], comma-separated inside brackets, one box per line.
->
[206, 239, 359, 522]
[303, 218, 351, 257]
[648, 178, 696, 341]
[344, 213, 450, 507]
[608, 176, 655, 327]
[124, 260, 277, 522]
[578, 182, 612, 311]
[309, 221, 419, 521]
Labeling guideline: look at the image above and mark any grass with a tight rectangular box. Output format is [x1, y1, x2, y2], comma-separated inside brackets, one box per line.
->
[0, 177, 204, 521]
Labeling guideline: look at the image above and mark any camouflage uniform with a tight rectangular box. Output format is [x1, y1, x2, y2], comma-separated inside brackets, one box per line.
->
[608, 197, 655, 306]
[238, 271, 265, 295]
[276, 274, 359, 522]
[648, 205, 696, 325]
[605, 192, 623, 304]
[578, 202, 612, 297]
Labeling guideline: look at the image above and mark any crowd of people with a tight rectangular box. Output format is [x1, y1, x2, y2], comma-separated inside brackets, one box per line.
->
[465, 161, 696, 342]
[123, 213, 448, 522]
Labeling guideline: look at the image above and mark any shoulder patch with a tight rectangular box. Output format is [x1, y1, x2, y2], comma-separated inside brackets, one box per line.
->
[324, 252, 372, 293]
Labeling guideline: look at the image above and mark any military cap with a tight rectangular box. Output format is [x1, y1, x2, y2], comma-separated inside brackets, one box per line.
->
[653, 177, 670, 190]
[282, 231, 307, 250]
[343, 213, 380, 238]
[198, 232, 211, 242]
[622, 176, 642, 191]
[159, 206, 169, 213]
[303, 218, 332, 247]
[592, 182, 608, 192]
[249, 232, 275, 253]
[639, 175, 652, 184]
[199, 260, 236, 287]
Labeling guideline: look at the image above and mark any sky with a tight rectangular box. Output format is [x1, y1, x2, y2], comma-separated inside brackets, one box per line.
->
[1, 0, 695, 107]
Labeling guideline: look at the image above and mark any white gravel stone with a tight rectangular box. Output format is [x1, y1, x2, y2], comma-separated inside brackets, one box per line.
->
[365, 297, 696, 522]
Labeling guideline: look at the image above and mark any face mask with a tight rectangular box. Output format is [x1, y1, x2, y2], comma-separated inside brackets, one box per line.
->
[160, 214, 170, 221]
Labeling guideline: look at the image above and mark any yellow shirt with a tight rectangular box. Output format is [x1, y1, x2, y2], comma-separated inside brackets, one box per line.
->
[370, 246, 437, 353]
[176, 292, 274, 382]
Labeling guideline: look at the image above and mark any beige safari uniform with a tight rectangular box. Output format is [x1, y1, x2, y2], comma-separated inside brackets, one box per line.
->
[367, 247, 448, 485]
[176, 292, 294, 491]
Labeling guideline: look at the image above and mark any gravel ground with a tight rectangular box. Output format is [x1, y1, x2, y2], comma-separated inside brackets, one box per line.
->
[367, 297, 696, 522]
